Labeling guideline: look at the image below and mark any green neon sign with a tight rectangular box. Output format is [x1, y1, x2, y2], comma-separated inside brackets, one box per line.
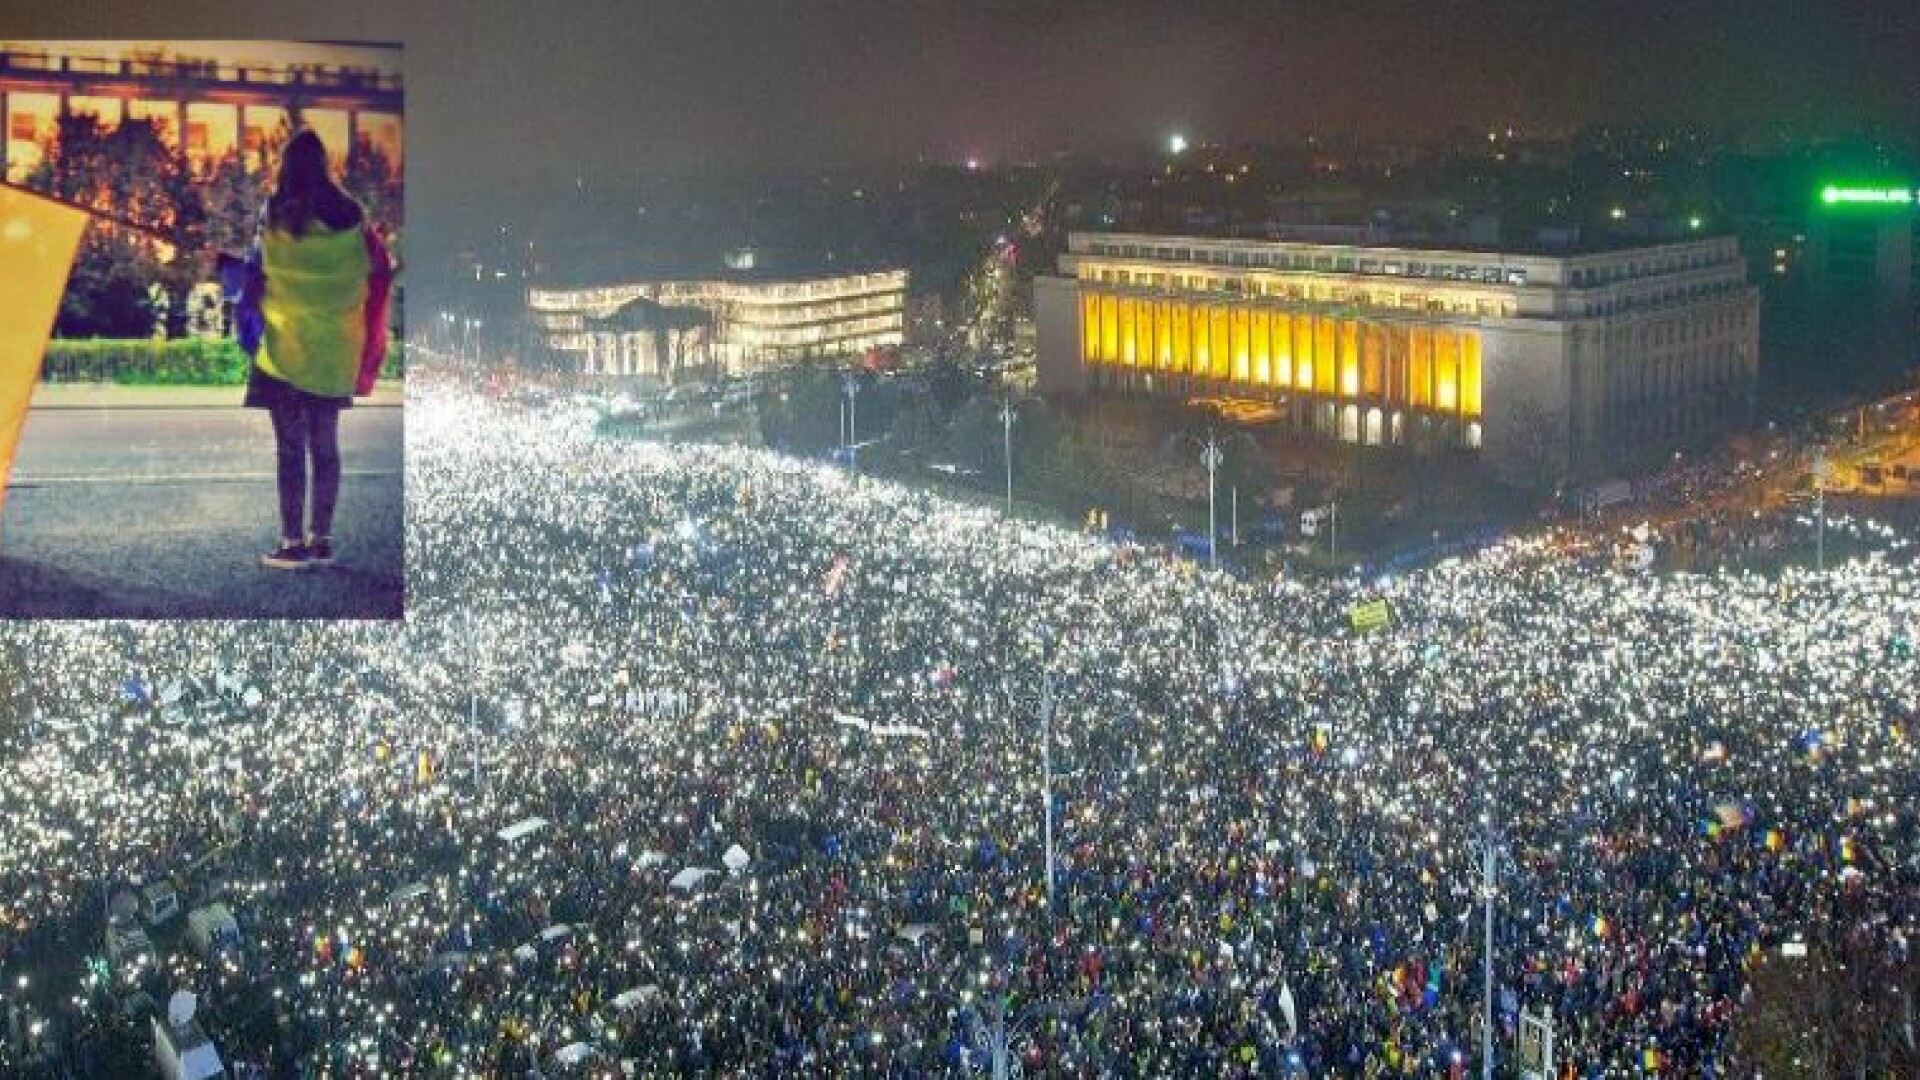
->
[1820, 184, 1913, 206]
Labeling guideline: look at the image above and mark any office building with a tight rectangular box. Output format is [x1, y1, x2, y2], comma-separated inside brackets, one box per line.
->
[1035, 231, 1759, 475]
[528, 269, 908, 378]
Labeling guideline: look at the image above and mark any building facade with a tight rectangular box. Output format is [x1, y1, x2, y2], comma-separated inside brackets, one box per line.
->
[2, 40, 402, 182]
[528, 270, 908, 379]
[1035, 231, 1759, 476]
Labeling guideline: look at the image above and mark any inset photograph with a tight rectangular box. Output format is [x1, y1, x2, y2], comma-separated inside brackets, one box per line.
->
[0, 40, 403, 618]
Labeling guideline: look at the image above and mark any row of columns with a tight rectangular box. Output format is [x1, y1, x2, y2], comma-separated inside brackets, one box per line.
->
[1080, 291, 1484, 418]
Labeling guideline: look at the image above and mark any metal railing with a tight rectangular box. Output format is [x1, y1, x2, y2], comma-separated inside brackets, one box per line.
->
[0, 50, 402, 94]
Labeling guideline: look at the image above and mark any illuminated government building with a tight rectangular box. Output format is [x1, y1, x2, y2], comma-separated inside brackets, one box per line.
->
[1036, 231, 1759, 474]
[528, 267, 908, 378]
[1, 40, 402, 182]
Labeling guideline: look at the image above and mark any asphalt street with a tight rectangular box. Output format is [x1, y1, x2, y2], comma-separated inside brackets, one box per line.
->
[1, 405, 403, 618]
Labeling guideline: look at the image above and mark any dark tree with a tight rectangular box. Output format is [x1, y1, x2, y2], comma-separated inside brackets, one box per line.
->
[30, 115, 182, 337]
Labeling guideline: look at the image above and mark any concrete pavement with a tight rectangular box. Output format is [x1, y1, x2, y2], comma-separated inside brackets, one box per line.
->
[27, 379, 405, 410]
[2, 401, 403, 618]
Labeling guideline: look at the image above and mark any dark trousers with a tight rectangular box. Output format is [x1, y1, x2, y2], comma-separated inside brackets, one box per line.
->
[268, 400, 343, 540]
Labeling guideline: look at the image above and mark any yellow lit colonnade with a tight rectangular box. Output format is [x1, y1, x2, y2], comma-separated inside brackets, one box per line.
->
[1078, 291, 1482, 446]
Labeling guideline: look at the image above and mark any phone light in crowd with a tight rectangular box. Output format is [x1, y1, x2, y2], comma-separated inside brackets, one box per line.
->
[1168, 133, 1188, 155]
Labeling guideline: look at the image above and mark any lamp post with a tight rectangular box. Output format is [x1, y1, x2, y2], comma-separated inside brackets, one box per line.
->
[1471, 803, 1512, 1080]
[467, 611, 482, 793]
[1813, 446, 1827, 572]
[1039, 672, 1056, 917]
[1481, 825, 1496, 1079]
[1199, 432, 1224, 569]
[1001, 397, 1016, 515]
[842, 374, 860, 476]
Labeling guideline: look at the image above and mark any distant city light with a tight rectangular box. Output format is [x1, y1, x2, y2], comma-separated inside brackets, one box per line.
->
[1688, 215, 1702, 230]
[1168, 133, 1188, 155]
[965, 157, 980, 172]
[1609, 206, 1626, 220]
[1820, 184, 1913, 206]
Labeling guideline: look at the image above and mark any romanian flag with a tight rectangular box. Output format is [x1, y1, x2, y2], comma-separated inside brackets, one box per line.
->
[1763, 828, 1787, 853]
[0, 184, 91, 536]
[1349, 599, 1392, 633]
[417, 748, 435, 785]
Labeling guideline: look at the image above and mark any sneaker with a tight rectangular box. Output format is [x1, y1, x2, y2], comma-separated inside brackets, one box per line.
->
[307, 536, 334, 567]
[260, 539, 312, 570]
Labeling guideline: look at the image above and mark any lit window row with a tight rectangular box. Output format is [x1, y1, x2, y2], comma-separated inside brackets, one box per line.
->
[728, 294, 905, 328]
[1079, 292, 1481, 416]
[731, 313, 904, 348]
[1077, 264, 1515, 318]
[531, 275, 907, 317]
[3, 93, 399, 181]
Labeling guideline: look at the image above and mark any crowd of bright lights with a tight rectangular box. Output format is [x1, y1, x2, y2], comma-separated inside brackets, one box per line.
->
[1, 370, 1916, 1077]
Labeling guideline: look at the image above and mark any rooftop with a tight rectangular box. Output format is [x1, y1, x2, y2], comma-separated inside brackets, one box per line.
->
[1072, 225, 1739, 262]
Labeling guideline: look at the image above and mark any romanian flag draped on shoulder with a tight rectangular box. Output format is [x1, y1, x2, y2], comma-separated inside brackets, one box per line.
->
[0, 183, 91, 539]
[230, 207, 394, 398]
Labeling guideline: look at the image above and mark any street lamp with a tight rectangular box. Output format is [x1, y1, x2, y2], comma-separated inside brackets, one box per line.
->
[1039, 673, 1056, 916]
[468, 612, 482, 793]
[841, 374, 861, 476]
[1198, 433, 1224, 568]
[1469, 798, 1515, 1080]
[1813, 445, 1828, 572]
[1000, 397, 1016, 515]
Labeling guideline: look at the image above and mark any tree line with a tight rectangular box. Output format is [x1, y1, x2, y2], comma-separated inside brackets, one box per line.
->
[23, 111, 402, 340]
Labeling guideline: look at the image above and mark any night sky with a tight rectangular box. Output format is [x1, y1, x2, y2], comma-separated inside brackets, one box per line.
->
[11, 0, 1919, 253]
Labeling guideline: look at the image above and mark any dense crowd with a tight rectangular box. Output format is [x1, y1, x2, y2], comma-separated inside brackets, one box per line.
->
[2, 370, 1917, 1077]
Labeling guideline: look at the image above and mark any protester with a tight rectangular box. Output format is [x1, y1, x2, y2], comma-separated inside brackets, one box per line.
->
[235, 127, 394, 571]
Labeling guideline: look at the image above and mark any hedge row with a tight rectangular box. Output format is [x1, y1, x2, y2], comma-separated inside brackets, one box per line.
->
[39, 338, 406, 386]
